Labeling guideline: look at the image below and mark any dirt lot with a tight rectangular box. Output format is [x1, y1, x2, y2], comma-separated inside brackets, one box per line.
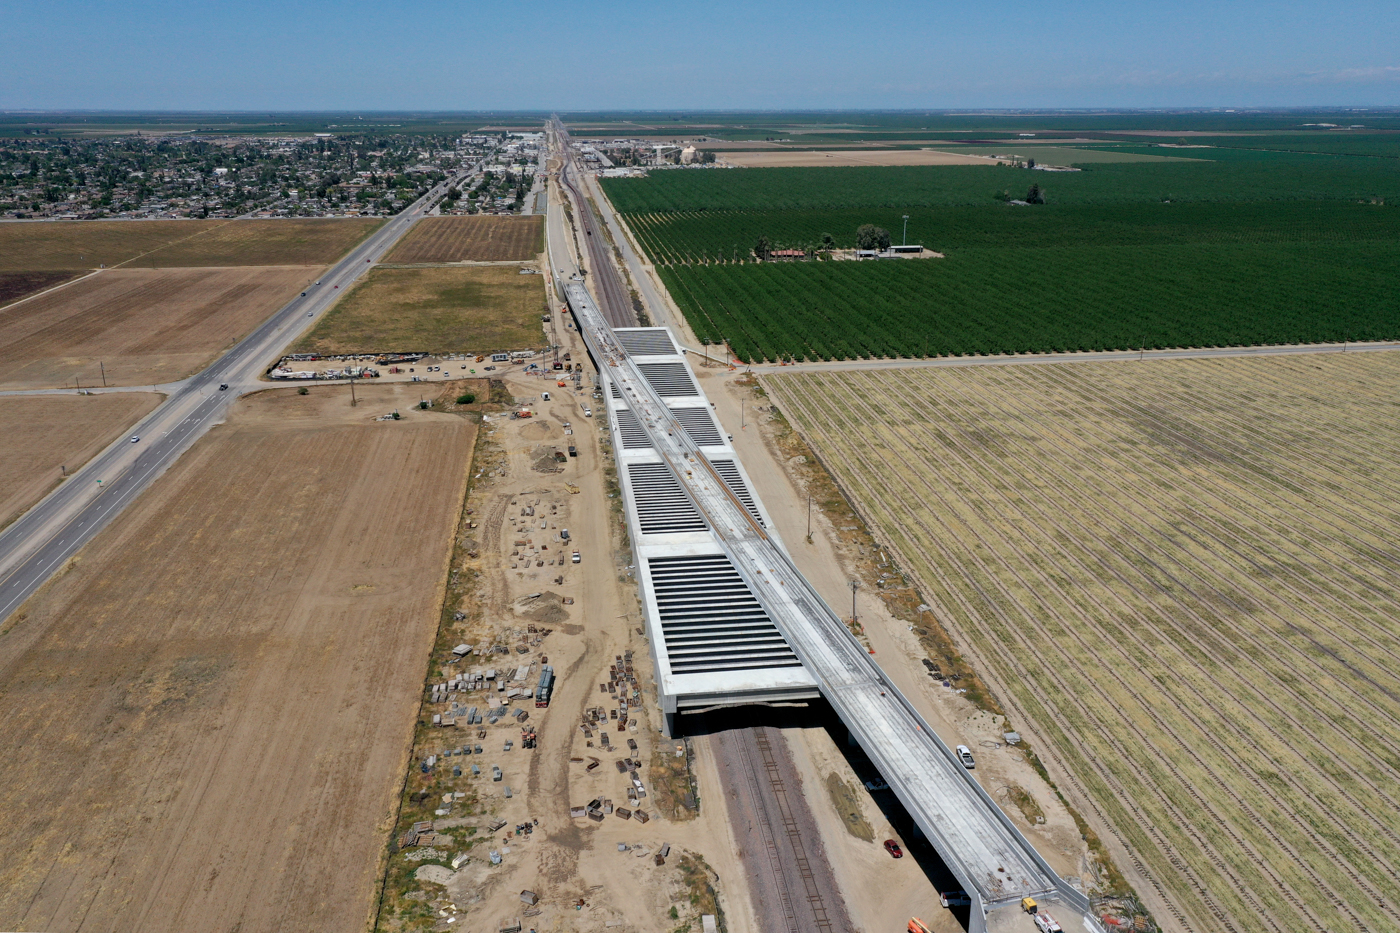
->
[0, 392, 163, 528]
[0, 218, 381, 271]
[0, 382, 475, 933]
[0, 270, 80, 308]
[295, 266, 548, 357]
[720, 149, 998, 167]
[386, 216, 544, 263]
[374, 325, 758, 933]
[0, 266, 317, 389]
[764, 353, 1400, 933]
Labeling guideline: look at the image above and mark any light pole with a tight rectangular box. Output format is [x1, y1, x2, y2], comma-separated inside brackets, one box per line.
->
[806, 494, 812, 543]
[849, 580, 860, 623]
[902, 214, 909, 247]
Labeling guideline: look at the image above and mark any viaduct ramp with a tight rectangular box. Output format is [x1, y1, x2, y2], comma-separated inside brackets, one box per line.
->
[561, 279, 1101, 932]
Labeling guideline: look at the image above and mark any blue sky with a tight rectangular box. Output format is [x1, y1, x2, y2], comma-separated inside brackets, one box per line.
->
[3, 0, 1398, 110]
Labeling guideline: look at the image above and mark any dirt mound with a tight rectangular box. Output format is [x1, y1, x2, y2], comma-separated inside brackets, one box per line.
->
[531, 445, 563, 473]
[516, 591, 572, 625]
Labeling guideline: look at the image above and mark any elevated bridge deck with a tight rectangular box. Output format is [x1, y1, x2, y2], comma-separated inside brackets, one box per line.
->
[561, 280, 1098, 931]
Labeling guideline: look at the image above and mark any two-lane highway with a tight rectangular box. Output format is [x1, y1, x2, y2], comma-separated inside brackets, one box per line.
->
[0, 170, 473, 623]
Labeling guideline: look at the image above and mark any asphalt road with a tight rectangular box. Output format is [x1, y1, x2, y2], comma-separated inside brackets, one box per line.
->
[553, 119, 636, 328]
[0, 171, 474, 624]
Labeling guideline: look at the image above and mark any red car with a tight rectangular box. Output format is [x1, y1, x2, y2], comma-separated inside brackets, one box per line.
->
[883, 839, 903, 858]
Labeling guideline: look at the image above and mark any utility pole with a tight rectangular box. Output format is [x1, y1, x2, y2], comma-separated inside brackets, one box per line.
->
[902, 214, 909, 246]
[806, 494, 812, 542]
[849, 580, 860, 624]
[741, 399, 745, 429]
[100, 361, 107, 387]
[350, 374, 357, 407]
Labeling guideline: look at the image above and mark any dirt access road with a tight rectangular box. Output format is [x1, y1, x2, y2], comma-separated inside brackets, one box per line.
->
[377, 326, 762, 932]
[0, 382, 475, 933]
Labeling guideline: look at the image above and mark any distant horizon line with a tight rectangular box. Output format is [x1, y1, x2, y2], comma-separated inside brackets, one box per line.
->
[3, 106, 1400, 116]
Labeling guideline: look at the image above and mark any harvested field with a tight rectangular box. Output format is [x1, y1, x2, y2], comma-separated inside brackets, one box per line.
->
[0, 218, 380, 271]
[766, 353, 1400, 933]
[0, 392, 162, 528]
[722, 149, 996, 167]
[0, 219, 215, 270]
[385, 215, 543, 263]
[140, 217, 381, 266]
[0, 271, 79, 308]
[295, 265, 547, 356]
[0, 266, 316, 389]
[0, 382, 475, 932]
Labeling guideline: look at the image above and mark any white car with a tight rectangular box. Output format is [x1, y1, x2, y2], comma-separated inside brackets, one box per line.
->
[1033, 911, 1063, 933]
[939, 890, 970, 908]
[956, 744, 975, 769]
[583, 407, 592, 418]
[129, 436, 140, 443]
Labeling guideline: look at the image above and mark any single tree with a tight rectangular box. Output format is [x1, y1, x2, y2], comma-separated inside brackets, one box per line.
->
[754, 234, 772, 260]
[1026, 184, 1045, 204]
[821, 232, 836, 250]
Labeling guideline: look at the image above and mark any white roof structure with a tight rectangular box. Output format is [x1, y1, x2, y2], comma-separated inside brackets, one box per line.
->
[604, 326, 820, 719]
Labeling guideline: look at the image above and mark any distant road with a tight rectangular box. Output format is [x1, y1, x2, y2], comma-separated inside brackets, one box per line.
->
[0, 171, 474, 624]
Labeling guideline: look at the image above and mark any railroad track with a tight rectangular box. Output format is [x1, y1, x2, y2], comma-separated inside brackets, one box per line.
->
[727, 726, 838, 933]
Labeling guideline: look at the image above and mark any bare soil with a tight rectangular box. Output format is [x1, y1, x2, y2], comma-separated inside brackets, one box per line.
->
[386, 216, 544, 263]
[0, 218, 380, 271]
[0, 392, 163, 528]
[374, 327, 757, 933]
[0, 381, 476, 933]
[0, 266, 318, 389]
[720, 149, 998, 167]
[0, 271, 79, 308]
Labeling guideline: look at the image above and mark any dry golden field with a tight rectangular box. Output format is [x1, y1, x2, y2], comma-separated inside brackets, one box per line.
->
[765, 353, 1400, 933]
[385, 215, 543, 263]
[0, 393, 163, 528]
[295, 265, 547, 356]
[0, 218, 381, 271]
[0, 266, 317, 389]
[0, 383, 475, 932]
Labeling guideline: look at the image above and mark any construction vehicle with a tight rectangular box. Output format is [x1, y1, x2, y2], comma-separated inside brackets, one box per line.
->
[1033, 911, 1063, 933]
[1022, 897, 1038, 914]
[908, 919, 934, 933]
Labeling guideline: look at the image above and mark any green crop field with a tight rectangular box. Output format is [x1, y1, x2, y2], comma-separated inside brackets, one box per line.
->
[662, 241, 1400, 361]
[626, 201, 1399, 264]
[603, 159, 1400, 211]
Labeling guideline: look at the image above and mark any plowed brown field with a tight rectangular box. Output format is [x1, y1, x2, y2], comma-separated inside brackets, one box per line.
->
[385, 215, 543, 262]
[766, 353, 1400, 933]
[0, 271, 78, 308]
[0, 383, 475, 933]
[0, 218, 381, 271]
[0, 392, 163, 528]
[0, 266, 316, 389]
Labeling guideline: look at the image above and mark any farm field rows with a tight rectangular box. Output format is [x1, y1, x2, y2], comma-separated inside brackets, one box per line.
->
[602, 160, 1400, 212]
[0, 392, 163, 528]
[385, 214, 543, 262]
[0, 383, 476, 933]
[0, 266, 321, 389]
[0, 217, 381, 270]
[763, 353, 1400, 933]
[660, 242, 1400, 360]
[0, 271, 78, 307]
[295, 265, 548, 356]
[625, 200, 1400, 264]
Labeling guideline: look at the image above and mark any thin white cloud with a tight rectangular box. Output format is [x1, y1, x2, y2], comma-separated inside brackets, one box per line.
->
[1302, 65, 1400, 84]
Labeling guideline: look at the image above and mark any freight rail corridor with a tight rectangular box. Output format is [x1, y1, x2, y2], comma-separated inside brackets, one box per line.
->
[559, 277, 1101, 933]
